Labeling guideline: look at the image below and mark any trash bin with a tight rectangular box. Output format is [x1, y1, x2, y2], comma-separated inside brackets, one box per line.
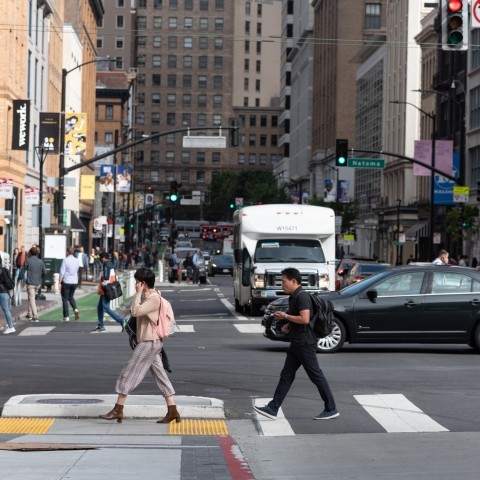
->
[43, 258, 63, 291]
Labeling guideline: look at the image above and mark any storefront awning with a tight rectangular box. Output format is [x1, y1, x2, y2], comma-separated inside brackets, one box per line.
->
[70, 212, 86, 233]
[405, 221, 428, 240]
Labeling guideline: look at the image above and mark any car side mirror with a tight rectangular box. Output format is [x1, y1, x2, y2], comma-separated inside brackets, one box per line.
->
[366, 290, 378, 303]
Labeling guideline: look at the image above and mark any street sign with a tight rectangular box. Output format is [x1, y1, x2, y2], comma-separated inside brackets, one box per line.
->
[453, 185, 469, 203]
[0, 209, 12, 216]
[180, 198, 201, 205]
[472, 0, 480, 28]
[348, 158, 385, 169]
[182, 136, 227, 148]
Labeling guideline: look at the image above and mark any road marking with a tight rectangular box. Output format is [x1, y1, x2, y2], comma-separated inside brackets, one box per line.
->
[172, 325, 195, 333]
[354, 394, 449, 433]
[19, 327, 56, 336]
[253, 398, 295, 436]
[234, 324, 264, 333]
[220, 298, 250, 321]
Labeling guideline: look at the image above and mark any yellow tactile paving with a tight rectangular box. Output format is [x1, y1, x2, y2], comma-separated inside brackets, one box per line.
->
[0, 418, 55, 434]
[168, 419, 228, 436]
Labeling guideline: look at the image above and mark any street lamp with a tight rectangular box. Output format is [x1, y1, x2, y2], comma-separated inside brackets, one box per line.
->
[390, 100, 436, 261]
[396, 199, 402, 265]
[58, 57, 115, 226]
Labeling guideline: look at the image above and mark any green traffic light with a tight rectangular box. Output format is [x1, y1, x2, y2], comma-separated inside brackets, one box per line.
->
[338, 156, 346, 165]
[170, 193, 178, 202]
[229, 203, 235, 209]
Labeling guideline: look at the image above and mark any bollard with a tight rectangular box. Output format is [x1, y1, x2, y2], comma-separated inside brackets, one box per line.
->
[53, 273, 60, 294]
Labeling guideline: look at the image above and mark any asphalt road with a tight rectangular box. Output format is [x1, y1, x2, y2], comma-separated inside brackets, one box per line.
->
[2, 274, 480, 478]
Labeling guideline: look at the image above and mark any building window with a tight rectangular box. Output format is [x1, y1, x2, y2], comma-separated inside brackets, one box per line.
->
[136, 112, 145, 124]
[153, 17, 162, 28]
[181, 152, 191, 164]
[151, 151, 160, 163]
[245, 40, 250, 53]
[199, 37, 208, 49]
[260, 134, 267, 146]
[116, 15, 124, 28]
[135, 150, 144, 162]
[257, 23, 262, 35]
[249, 153, 256, 164]
[245, 21, 250, 34]
[199, 56, 208, 68]
[115, 57, 123, 69]
[154, 0, 162, 7]
[271, 116, 278, 127]
[97, 36, 103, 49]
[198, 75, 207, 87]
[259, 154, 267, 165]
[169, 0, 177, 8]
[137, 54, 146, 67]
[213, 76, 222, 88]
[260, 115, 267, 127]
[183, 94, 191, 106]
[470, 86, 480, 129]
[183, 55, 192, 67]
[255, 79, 260, 91]
[166, 133, 175, 144]
[249, 134, 256, 147]
[196, 152, 205, 164]
[244, 78, 249, 90]
[167, 94, 176, 106]
[198, 94, 207, 107]
[249, 115, 256, 127]
[116, 36, 124, 49]
[167, 74, 176, 87]
[197, 113, 207, 126]
[238, 153, 245, 164]
[152, 93, 161, 105]
[153, 55, 162, 67]
[152, 74, 161, 85]
[137, 36, 147, 47]
[199, 17, 208, 29]
[212, 152, 221, 164]
[182, 113, 191, 125]
[166, 151, 175, 163]
[243, 97, 248, 107]
[257, 3, 262, 16]
[184, 36, 193, 48]
[215, 18, 224, 30]
[138, 0, 146, 6]
[365, 3, 381, 29]
[185, 0, 193, 9]
[105, 105, 114, 120]
[472, 29, 480, 69]
[168, 36, 177, 48]
[213, 114, 221, 125]
[184, 17, 193, 28]
[137, 73, 145, 85]
[105, 132, 113, 144]
[168, 55, 177, 67]
[181, 171, 190, 183]
[213, 94, 222, 107]
[152, 112, 161, 124]
[214, 37, 223, 49]
[214, 56, 223, 69]
[245, 1, 251, 15]
[168, 17, 177, 28]
[137, 16, 146, 29]
[256, 60, 261, 73]
[256, 41, 262, 54]
[200, 0, 209, 11]
[196, 171, 205, 184]
[271, 135, 278, 147]
[167, 112, 176, 125]
[183, 75, 192, 87]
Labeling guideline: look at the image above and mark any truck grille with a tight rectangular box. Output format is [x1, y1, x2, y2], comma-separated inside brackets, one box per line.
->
[266, 272, 318, 288]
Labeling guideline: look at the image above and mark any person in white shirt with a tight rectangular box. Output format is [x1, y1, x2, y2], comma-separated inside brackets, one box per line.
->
[432, 249, 449, 265]
[59, 247, 80, 322]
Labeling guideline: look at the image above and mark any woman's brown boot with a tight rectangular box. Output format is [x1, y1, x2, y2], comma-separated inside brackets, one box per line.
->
[157, 405, 181, 424]
[99, 403, 124, 423]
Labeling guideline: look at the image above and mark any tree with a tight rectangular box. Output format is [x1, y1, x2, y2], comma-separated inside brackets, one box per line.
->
[309, 196, 359, 233]
[203, 170, 288, 221]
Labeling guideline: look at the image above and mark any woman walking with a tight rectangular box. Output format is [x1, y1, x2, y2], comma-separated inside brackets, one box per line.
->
[0, 256, 16, 334]
[99, 267, 180, 424]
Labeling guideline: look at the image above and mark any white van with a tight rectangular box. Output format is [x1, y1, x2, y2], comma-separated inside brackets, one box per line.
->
[233, 204, 336, 315]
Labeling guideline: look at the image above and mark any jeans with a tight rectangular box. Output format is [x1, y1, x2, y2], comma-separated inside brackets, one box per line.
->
[270, 343, 336, 413]
[61, 282, 78, 318]
[27, 284, 39, 318]
[0, 292, 14, 328]
[97, 295, 124, 328]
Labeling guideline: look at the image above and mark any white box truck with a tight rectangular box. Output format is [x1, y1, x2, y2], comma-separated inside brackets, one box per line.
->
[233, 204, 336, 315]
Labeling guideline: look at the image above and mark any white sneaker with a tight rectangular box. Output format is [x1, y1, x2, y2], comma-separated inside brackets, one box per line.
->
[3, 327, 16, 335]
[62, 317, 70, 322]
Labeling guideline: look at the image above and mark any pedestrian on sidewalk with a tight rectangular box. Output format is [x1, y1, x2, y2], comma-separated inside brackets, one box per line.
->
[99, 267, 180, 424]
[0, 256, 16, 334]
[92, 252, 125, 333]
[75, 246, 88, 288]
[59, 247, 80, 322]
[253, 267, 339, 421]
[20, 246, 46, 322]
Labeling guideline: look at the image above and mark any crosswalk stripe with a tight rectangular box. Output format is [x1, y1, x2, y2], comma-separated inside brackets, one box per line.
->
[18, 327, 56, 336]
[234, 324, 264, 333]
[253, 398, 295, 437]
[354, 394, 449, 433]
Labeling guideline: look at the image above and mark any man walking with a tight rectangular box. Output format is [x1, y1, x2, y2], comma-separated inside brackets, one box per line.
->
[253, 267, 339, 420]
[22, 246, 46, 322]
[75, 246, 88, 288]
[92, 252, 125, 333]
[59, 247, 80, 322]
[192, 249, 202, 285]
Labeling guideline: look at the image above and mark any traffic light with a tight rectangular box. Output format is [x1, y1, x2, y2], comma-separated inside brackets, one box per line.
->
[169, 180, 178, 202]
[441, 0, 468, 51]
[335, 139, 348, 167]
[229, 202, 235, 209]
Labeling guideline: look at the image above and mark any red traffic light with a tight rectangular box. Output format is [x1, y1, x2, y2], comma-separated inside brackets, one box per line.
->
[447, 0, 462, 12]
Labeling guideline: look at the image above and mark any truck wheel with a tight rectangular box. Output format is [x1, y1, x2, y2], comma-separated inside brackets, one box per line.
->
[316, 318, 346, 353]
[234, 298, 243, 313]
[250, 302, 262, 317]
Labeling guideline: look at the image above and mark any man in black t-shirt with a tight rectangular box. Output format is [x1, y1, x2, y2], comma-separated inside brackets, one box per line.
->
[253, 267, 339, 420]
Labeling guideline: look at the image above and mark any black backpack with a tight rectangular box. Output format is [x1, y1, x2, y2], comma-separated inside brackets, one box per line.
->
[308, 293, 334, 338]
[168, 256, 175, 267]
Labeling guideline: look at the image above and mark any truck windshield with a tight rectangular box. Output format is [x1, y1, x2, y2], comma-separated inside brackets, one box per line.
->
[254, 239, 325, 263]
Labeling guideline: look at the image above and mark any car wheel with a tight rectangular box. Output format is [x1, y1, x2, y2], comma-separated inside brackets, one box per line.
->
[471, 323, 480, 351]
[250, 302, 262, 316]
[316, 318, 346, 353]
[235, 298, 244, 313]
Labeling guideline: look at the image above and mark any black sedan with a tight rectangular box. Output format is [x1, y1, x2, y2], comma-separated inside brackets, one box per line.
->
[262, 265, 480, 353]
[207, 254, 233, 276]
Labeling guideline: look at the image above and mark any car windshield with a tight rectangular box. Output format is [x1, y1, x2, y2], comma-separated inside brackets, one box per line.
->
[212, 255, 233, 265]
[339, 269, 392, 295]
[254, 239, 325, 263]
[358, 264, 390, 275]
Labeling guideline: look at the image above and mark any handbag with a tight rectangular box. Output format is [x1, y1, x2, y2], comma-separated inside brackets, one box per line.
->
[104, 280, 123, 301]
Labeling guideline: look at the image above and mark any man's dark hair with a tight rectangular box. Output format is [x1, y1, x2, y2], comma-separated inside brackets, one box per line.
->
[29, 246, 39, 257]
[281, 267, 302, 284]
[99, 252, 109, 260]
[134, 267, 155, 288]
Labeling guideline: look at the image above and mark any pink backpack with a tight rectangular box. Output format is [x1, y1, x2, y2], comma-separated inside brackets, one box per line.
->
[155, 291, 176, 339]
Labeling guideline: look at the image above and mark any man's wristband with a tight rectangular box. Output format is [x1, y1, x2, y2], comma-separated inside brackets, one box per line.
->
[285, 314, 289, 321]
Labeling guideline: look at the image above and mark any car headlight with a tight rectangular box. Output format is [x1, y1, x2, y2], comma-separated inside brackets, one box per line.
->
[254, 274, 265, 288]
[319, 274, 329, 289]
